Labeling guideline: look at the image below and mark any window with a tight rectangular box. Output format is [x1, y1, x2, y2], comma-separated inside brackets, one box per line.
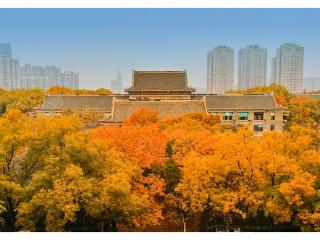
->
[238, 112, 248, 120]
[254, 112, 264, 120]
[104, 112, 111, 118]
[270, 125, 275, 131]
[222, 112, 233, 121]
[283, 115, 288, 122]
[271, 112, 275, 120]
[211, 112, 219, 116]
[254, 124, 264, 132]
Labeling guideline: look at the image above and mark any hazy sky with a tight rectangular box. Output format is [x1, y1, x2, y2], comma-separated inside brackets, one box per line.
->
[1, 9, 320, 89]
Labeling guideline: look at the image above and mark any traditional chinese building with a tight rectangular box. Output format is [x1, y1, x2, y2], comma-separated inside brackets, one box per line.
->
[35, 70, 288, 134]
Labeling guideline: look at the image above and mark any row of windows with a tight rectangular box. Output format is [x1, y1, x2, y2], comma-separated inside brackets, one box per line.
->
[213, 112, 276, 121]
[225, 124, 276, 132]
[254, 124, 275, 132]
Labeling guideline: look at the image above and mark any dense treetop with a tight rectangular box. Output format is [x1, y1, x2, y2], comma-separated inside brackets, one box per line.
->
[0, 85, 319, 232]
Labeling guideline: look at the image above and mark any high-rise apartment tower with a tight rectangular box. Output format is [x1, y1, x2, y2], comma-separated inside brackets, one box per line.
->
[207, 45, 234, 93]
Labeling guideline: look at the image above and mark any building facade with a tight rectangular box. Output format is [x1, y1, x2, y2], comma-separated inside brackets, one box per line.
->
[271, 57, 276, 84]
[0, 56, 20, 90]
[274, 43, 304, 93]
[238, 45, 267, 89]
[62, 71, 79, 89]
[206, 94, 286, 133]
[9, 59, 21, 89]
[0, 43, 20, 89]
[0, 56, 11, 89]
[207, 46, 234, 94]
[0, 43, 79, 90]
[36, 70, 288, 134]
[20, 64, 79, 90]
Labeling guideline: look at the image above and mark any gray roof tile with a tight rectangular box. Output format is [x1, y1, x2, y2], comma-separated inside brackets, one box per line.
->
[112, 99, 206, 121]
[43, 95, 113, 110]
[206, 95, 282, 110]
[131, 71, 188, 91]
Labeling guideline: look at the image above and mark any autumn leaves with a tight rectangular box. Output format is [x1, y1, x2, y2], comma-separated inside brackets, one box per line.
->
[0, 86, 319, 231]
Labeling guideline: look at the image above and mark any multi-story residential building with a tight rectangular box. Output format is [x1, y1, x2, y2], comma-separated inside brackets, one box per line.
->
[271, 57, 276, 84]
[44, 65, 62, 88]
[0, 56, 11, 89]
[20, 64, 79, 90]
[62, 71, 79, 89]
[238, 45, 267, 89]
[0, 43, 79, 90]
[207, 46, 234, 94]
[274, 43, 304, 93]
[32, 65, 48, 89]
[9, 59, 21, 89]
[20, 64, 47, 89]
[0, 56, 20, 90]
[20, 64, 32, 89]
[36, 70, 288, 135]
[0, 43, 12, 58]
[111, 72, 123, 93]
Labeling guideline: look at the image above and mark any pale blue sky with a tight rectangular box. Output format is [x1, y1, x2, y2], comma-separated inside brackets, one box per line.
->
[0, 9, 319, 89]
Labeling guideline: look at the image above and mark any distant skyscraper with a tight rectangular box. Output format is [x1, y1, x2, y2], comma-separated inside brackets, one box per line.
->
[20, 64, 32, 89]
[0, 43, 21, 90]
[274, 43, 304, 93]
[10, 59, 21, 89]
[271, 57, 276, 84]
[20, 64, 79, 90]
[238, 45, 267, 89]
[32, 65, 48, 89]
[0, 56, 11, 89]
[207, 45, 234, 93]
[0, 43, 79, 90]
[44, 65, 61, 88]
[111, 72, 123, 93]
[62, 71, 79, 89]
[0, 56, 20, 90]
[0, 43, 12, 58]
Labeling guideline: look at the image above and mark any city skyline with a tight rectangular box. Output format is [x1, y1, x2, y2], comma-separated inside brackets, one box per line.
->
[1, 9, 320, 89]
[0, 41, 313, 93]
[0, 43, 79, 90]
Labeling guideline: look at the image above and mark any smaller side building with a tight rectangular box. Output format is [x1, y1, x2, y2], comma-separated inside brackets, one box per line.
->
[205, 94, 287, 134]
[34, 95, 113, 118]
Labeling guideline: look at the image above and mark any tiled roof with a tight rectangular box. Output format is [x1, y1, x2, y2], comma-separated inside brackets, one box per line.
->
[131, 71, 188, 91]
[112, 99, 207, 121]
[206, 95, 282, 110]
[43, 95, 113, 110]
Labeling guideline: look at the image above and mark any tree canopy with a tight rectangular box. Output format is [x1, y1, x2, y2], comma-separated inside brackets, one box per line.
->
[0, 86, 319, 232]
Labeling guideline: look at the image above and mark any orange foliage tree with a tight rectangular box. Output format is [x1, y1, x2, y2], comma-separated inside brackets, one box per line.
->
[1, 102, 320, 232]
